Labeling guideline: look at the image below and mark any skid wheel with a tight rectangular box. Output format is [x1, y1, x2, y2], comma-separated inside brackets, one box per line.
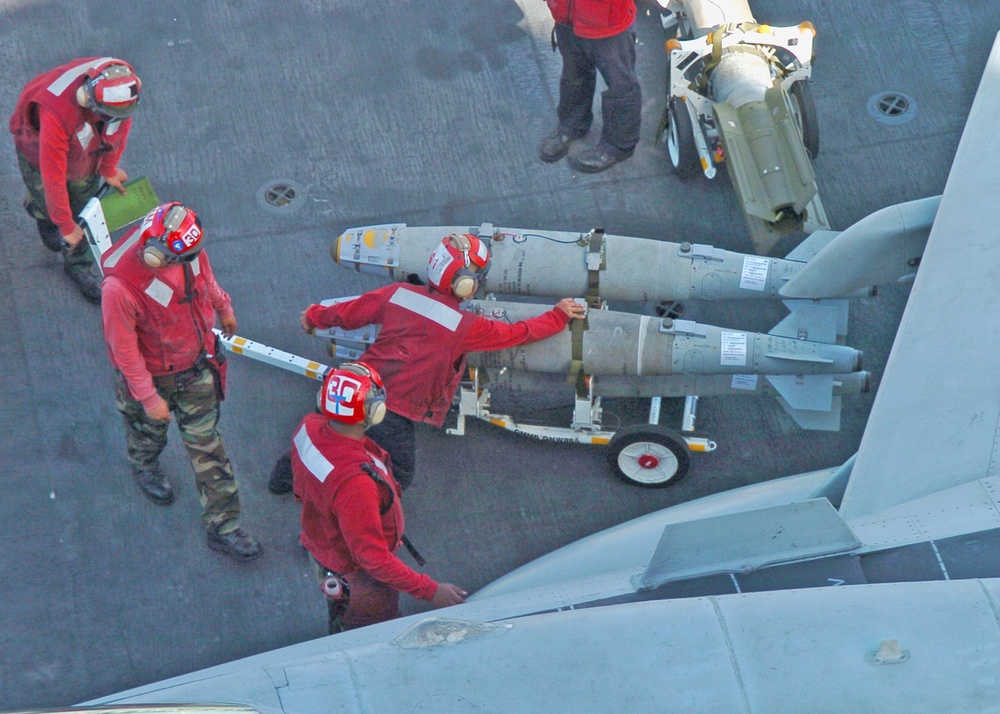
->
[789, 81, 820, 159]
[607, 424, 690, 488]
[665, 100, 700, 178]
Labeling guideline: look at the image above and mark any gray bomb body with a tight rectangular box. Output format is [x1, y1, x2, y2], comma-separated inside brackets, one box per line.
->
[334, 224, 813, 302]
[463, 300, 861, 377]
[481, 368, 870, 401]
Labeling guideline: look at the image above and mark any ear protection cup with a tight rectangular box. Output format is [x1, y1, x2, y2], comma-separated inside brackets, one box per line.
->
[76, 85, 88, 108]
[451, 269, 479, 299]
[367, 398, 387, 426]
[143, 243, 168, 268]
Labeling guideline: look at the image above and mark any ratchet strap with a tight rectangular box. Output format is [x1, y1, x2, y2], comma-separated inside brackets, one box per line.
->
[567, 229, 605, 394]
[584, 228, 605, 308]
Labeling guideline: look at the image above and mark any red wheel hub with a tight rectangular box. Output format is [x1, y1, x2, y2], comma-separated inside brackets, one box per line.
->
[638, 454, 660, 469]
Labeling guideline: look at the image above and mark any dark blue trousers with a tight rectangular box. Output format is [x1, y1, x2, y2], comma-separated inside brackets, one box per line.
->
[366, 410, 416, 490]
[555, 23, 641, 159]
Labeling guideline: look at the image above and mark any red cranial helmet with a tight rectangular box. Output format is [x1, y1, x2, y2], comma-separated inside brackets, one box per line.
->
[426, 233, 491, 299]
[140, 202, 203, 268]
[320, 362, 387, 427]
[82, 60, 141, 119]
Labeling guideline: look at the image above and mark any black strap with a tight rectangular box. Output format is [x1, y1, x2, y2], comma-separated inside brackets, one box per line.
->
[360, 462, 395, 516]
[178, 262, 195, 304]
[359, 462, 426, 565]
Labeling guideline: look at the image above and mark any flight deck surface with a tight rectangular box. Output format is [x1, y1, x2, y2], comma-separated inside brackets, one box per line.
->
[1, 1, 997, 708]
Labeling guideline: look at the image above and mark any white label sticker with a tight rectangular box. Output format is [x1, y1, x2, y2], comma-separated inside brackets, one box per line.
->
[720, 331, 747, 367]
[740, 256, 770, 291]
[730, 374, 758, 390]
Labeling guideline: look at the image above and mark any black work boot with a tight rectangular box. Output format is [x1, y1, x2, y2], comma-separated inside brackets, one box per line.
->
[36, 219, 64, 252]
[131, 464, 175, 505]
[537, 132, 577, 163]
[64, 264, 102, 304]
[268, 452, 294, 494]
[207, 526, 263, 561]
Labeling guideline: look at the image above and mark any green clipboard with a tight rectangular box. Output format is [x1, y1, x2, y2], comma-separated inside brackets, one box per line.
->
[99, 176, 161, 232]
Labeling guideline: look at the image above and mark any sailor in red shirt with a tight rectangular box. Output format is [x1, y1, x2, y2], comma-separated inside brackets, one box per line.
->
[269, 233, 586, 493]
[101, 202, 261, 561]
[10, 57, 142, 303]
[293, 362, 467, 632]
[536, 0, 642, 173]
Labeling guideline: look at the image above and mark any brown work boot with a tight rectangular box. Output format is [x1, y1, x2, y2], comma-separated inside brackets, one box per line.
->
[207, 526, 263, 561]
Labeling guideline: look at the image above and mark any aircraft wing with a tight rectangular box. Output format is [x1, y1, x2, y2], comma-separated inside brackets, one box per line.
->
[840, 33, 1000, 520]
[87, 579, 1000, 712]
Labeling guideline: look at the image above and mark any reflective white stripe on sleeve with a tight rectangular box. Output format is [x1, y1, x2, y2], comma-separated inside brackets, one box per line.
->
[389, 288, 461, 331]
[47, 57, 114, 96]
[144, 279, 173, 308]
[294, 424, 334, 483]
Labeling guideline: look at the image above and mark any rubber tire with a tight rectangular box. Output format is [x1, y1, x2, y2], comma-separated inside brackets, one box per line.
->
[666, 101, 700, 179]
[607, 424, 690, 488]
[789, 81, 820, 159]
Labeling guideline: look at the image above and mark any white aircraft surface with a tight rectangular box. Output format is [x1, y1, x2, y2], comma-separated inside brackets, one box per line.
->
[77, 29, 1000, 713]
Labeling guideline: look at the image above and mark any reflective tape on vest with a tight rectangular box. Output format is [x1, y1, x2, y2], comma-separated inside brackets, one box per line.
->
[103, 230, 142, 269]
[144, 278, 173, 308]
[389, 288, 462, 331]
[294, 424, 334, 483]
[46, 57, 114, 96]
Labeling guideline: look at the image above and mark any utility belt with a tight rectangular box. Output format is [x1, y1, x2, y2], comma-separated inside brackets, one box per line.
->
[150, 334, 227, 402]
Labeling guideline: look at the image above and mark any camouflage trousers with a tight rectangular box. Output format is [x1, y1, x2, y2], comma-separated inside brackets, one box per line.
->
[16, 149, 99, 273]
[114, 365, 242, 533]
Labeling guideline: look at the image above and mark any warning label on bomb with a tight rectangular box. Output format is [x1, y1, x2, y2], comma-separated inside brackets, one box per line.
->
[720, 331, 748, 366]
[740, 256, 769, 291]
[731, 374, 757, 390]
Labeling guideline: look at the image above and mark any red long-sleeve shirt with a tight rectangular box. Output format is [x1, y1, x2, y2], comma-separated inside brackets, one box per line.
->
[102, 252, 234, 411]
[38, 107, 128, 234]
[304, 283, 570, 425]
[292, 415, 437, 600]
